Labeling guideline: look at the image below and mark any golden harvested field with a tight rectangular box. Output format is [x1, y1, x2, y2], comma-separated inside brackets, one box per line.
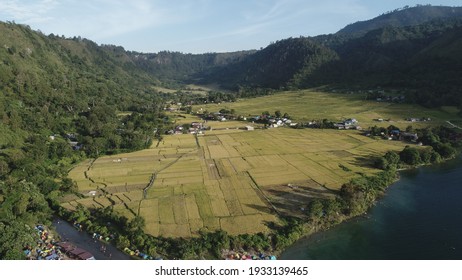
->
[66, 127, 412, 237]
[66, 89, 461, 237]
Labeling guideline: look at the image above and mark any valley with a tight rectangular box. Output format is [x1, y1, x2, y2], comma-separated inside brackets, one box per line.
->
[66, 89, 461, 239]
[1, 4, 462, 260]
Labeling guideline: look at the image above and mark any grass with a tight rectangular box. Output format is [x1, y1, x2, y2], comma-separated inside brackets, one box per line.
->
[65, 89, 462, 237]
[193, 89, 462, 130]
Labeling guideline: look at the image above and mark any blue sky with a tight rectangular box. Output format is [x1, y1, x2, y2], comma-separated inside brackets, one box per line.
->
[0, 0, 460, 53]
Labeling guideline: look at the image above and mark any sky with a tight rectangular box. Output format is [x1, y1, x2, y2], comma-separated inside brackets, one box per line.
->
[0, 0, 461, 54]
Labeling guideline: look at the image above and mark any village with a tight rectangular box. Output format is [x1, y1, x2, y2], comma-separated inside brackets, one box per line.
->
[164, 103, 424, 147]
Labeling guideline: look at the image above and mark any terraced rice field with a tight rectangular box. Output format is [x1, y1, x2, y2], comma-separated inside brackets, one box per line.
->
[66, 125, 412, 237]
[65, 89, 462, 238]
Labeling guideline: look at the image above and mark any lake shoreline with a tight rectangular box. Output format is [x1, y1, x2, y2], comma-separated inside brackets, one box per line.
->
[279, 154, 462, 259]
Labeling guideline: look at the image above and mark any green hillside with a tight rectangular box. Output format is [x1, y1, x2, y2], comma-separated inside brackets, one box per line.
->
[193, 7, 462, 108]
[337, 5, 462, 36]
[1, 4, 462, 259]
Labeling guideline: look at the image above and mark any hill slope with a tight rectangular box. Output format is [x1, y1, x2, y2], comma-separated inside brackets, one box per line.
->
[192, 6, 462, 107]
[196, 37, 339, 89]
[337, 5, 462, 36]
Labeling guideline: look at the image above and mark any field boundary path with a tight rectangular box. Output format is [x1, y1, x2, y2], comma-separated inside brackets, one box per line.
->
[246, 171, 280, 215]
[142, 150, 194, 199]
[84, 158, 109, 194]
[446, 120, 462, 129]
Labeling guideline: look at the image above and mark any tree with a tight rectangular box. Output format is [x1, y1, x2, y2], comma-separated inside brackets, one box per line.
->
[0, 159, 10, 177]
[399, 146, 421, 165]
[434, 142, 456, 159]
[0, 221, 36, 260]
[384, 151, 400, 169]
[323, 198, 341, 217]
[60, 178, 77, 192]
[275, 110, 282, 118]
[70, 204, 91, 224]
[128, 216, 145, 234]
[116, 235, 131, 248]
[374, 156, 389, 170]
[308, 199, 324, 221]
[419, 148, 433, 164]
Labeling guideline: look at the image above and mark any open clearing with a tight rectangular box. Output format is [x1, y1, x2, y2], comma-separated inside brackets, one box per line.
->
[66, 128, 409, 237]
[194, 90, 461, 130]
[66, 89, 461, 238]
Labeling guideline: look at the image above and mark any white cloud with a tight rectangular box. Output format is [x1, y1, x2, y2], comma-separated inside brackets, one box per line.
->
[0, 0, 59, 24]
[0, 0, 208, 41]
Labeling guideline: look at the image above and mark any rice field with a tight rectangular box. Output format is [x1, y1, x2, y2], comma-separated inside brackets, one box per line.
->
[193, 89, 462, 130]
[66, 127, 412, 236]
[66, 89, 461, 237]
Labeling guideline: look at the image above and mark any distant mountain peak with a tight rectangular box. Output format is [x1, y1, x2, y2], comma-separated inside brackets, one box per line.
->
[337, 5, 462, 36]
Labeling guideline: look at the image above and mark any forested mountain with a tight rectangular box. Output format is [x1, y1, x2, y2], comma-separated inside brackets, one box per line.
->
[196, 37, 339, 89]
[308, 19, 462, 106]
[193, 6, 462, 107]
[129, 50, 254, 84]
[337, 5, 462, 36]
[1, 4, 462, 259]
[0, 22, 169, 258]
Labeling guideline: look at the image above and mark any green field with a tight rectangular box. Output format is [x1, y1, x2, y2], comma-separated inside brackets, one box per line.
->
[194, 90, 461, 130]
[65, 89, 461, 238]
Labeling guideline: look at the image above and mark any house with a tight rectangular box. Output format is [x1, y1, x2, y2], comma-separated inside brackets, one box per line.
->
[390, 129, 401, 140]
[334, 123, 346, 129]
[191, 122, 203, 129]
[400, 132, 418, 142]
[344, 118, 358, 126]
[69, 141, 82, 151]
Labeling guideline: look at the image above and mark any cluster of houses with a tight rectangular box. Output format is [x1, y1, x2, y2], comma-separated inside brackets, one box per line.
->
[366, 128, 420, 143]
[376, 95, 406, 103]
[334, 118, 361, 130]
[264, 117, 294, 128]
[201, 111, 240, 122]
[405, 117, 431, 122]
[391, 130, 419, 142]
[247, 115, 295, 128]
[167, 122, 206, 135]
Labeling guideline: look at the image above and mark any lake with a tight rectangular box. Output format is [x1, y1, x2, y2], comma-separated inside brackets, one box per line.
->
[280, 156, 462, 260]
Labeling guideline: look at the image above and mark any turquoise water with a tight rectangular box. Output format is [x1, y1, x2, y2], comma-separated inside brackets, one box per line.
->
[280, 156, 462, 260]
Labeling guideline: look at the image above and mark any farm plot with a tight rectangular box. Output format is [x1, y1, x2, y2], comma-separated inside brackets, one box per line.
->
[67, 124, 413, 238]
[204, 128, 411, 214]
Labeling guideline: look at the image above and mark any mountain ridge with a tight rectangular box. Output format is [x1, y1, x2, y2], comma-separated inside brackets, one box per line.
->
[337, 5, 462, 36]
[1, 5, 462, 107]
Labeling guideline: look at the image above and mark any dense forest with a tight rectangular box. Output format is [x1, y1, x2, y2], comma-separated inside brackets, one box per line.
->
[196, 8, 462, 108]
[1, 5, 462, 259]
[0, 22, 169, 258]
